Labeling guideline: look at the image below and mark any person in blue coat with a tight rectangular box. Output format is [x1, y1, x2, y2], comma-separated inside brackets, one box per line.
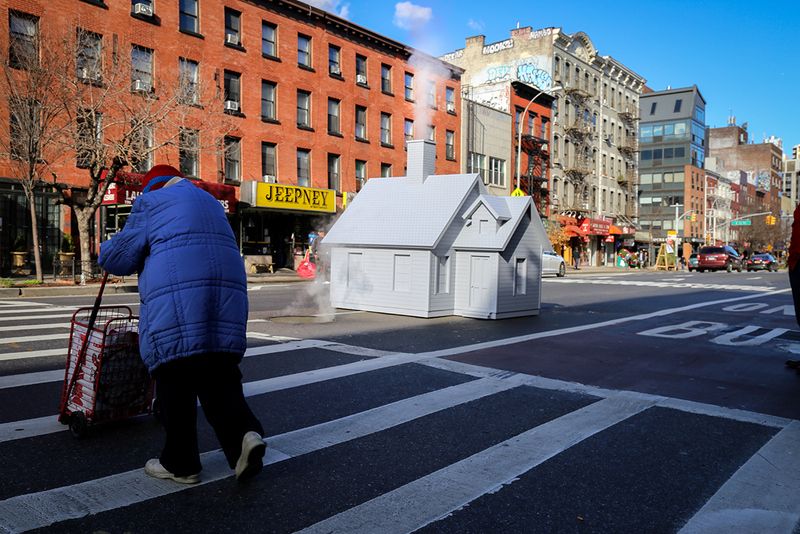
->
[99, 164, 265, 484]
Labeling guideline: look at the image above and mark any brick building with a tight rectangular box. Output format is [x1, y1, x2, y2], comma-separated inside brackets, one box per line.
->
[0, 0, 462, 272]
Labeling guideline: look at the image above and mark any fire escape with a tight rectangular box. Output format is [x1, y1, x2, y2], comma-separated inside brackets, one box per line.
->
[561, 86, 594, 215]
[617, 107, 640, 219]
[519, 133, 550, 216]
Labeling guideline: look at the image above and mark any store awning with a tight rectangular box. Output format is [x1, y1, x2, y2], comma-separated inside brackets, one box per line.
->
[101, 171, 237, 214]
[563, 224, 585, 237]
[609, 225, 623, 235]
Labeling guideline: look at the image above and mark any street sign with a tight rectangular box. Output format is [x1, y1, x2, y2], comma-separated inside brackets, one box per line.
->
[511, 188, 525, 197]
[667, 230, 677, 236]
[731, 220, 751, 226]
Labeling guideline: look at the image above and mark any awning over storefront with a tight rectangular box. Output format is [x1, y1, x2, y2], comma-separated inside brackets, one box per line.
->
[579, 218, 611, 236]
[563, 224, 585, 237]
[609, 225, 623, 235]
[101, 171, 237, 214]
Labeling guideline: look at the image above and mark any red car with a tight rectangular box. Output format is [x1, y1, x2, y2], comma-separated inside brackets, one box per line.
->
[746, 253, 778, 272]
[697, 246, 743, 273]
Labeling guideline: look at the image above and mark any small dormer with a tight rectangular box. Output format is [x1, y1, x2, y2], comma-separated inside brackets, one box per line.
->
[463, 195, 511, 235]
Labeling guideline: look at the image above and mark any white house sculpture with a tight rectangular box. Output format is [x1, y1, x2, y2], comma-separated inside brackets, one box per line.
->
[323, 140, 550, 319]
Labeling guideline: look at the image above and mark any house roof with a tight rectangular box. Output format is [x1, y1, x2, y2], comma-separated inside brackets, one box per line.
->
[323, 173, 481, 248]
[454, 195, 533, 251]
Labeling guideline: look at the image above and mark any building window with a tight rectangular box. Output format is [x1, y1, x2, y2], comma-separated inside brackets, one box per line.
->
[446, 86, 455, 113]
[131, 124, 153, 173]
[674, 99, 682, 113]
[261, 142, 277, 179]
[224, 8, 241, 46]
[445, 130, 455, 160]
[297, 90, 311, 128]
[179, 0, 199, 33]
[380, 112, 392, 145]
[514, 258, 527, 296]
[327, 153, 340, 191]
[328, 44, 341, 75]
[327, 98, 340, 134]
[488, 157, 505, 187]
[467, 152, 487, 180]
[355, 106, 367, 140]
[540, 118, 548, 140]
[179, 128, 199, 178]
[224, 71, 241, 111]
[224, 136, 241, 182]
[76, 109, 101, 168]
[9, 11, 38, 68]
[355, 54, 367, 85]
[404, 119, 414, 145]
[262, 21, 277, 57]
[528, 112, 536, 135]
[381, 163, 392, 177]
[296, 148, 310, 186]
[131, 45, 154, 91]
[436, 255, 450, 294]
[298, 34, 311, 67]
[515, 108, 522, 133]
[427, 82, 436, 108]
[261, 80, 277, 120]
[178, 58, 199, 105]
[355, 159, 366, 191]
[76, 30, 102, 82]
[427, 125, 436, 142]
[381, 63, 392, 94]
[404, 72, 414, 100]
[650, 102, 657, 115]
[9, 98, 39, 160]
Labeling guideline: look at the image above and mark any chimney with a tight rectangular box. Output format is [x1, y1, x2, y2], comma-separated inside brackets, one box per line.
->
[406, 140, 436, 184]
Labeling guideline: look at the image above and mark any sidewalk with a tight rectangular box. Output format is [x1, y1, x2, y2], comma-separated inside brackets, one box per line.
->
[0, 268, 309, 298]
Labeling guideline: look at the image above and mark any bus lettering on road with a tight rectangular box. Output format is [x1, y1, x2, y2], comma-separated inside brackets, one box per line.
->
[638, 321, 789, 347]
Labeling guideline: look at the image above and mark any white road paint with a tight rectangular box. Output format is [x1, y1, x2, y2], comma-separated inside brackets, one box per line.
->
[546, 278, 777, 293]
[0, 348, 63, 362]
[0, 377, 525, 533]
[637, 321, 790, 347]
[0, 369, 64, 389]
[0, 313, 76, 323]
[679, 421, 800, 534]
[0, 323, 70, 332]
[0, 333, 69, 345]
[298, 395, 655, 534]
[0, 300, 49, 307]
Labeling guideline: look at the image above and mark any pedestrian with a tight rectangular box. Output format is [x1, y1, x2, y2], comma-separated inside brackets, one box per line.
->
[98, 164, 266, 484]
[786, 202, 800, 372]
[572, 244, 580, 270]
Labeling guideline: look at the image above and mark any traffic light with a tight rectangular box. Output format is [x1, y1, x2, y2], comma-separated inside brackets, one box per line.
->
[766, 215, 776, 225]
[690, 212, 697, 222]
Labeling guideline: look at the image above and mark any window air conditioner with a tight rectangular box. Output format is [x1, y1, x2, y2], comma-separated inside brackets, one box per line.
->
[132, 79, 151, 92]
[330, 65, 341, 75]
[263, 174, 277, 183]
[224, 100, 240, 112]
[356, 74, 368, 85]
[225, 33, 240, 46]
[446, 102, 455, 113]
[133, 3, 153, 16]
[77, 67, 91, 80]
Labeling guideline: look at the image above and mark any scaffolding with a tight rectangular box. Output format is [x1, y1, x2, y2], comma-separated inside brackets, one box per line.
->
[519, 133, 550, 215]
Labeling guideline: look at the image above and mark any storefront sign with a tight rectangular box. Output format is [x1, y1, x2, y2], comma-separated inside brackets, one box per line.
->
[579, 218, 611, 236]
[604, 235, 615, 243]
[101, 174, 237, 214]
[253, 183, 335, 213]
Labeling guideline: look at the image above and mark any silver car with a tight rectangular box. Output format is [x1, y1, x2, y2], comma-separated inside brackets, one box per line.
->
[542, 250, 567, 277]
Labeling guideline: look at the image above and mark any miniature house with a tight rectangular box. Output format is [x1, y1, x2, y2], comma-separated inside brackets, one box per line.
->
[323, 140, 550, 319]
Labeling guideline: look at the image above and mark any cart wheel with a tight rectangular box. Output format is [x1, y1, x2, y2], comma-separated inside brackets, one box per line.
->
[69, 412, 88, 439]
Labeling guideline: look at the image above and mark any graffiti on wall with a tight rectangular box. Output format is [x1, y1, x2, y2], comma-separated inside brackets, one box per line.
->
[756, 171, 771, 192]
[440, 49, 463, 62]
[482, 38, 514, 55]
[471, 83, 511, 112]
[473, 56, 553, 91]
[529, 28, 553, 40]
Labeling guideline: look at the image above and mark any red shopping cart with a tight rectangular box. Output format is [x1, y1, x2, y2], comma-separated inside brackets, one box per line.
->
[58, 273, 154, 438]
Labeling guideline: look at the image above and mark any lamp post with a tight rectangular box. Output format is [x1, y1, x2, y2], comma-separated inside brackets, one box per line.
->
[516, 85, 561, 191]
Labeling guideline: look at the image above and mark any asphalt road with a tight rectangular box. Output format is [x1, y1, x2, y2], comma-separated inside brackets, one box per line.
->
[0, 268, 798, 533]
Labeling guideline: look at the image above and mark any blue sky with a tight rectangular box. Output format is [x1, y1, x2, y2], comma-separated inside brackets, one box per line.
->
[311, 0, 800, 155]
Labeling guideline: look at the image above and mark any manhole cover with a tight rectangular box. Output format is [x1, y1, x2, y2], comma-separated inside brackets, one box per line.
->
[270, 315, 334, 324]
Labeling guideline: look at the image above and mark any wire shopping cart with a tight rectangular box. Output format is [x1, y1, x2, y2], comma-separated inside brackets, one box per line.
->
[58, 273, 153, 438]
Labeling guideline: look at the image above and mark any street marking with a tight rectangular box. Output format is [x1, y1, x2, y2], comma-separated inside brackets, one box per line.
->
[0, 369, 64, 389]
[679, 421, 800, 534]
[545, 278, 778, 293]
[748, 276, 763, 280]
[0, 333, 69, 345]
[299, 395, 654, 534]
[0, 323, 70, 332]
[0, 377, 524, 532]
[0, 306, 76, 315]
[0, 313, 76, 323]
[0, 348, 63, 362]
[0, 300, 49, 307]
[637, 321, 790, 347]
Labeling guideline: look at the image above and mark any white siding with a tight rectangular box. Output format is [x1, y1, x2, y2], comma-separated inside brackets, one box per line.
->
[453, 251, 499, 318]
[496, 212, 542, 316]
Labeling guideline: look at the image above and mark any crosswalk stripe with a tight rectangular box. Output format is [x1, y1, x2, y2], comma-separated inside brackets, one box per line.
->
[0, 369, 64, 389]
[0, 306, 76, 315]
[298, 394, 655, 534]
[678, 421, 800, 533]
[0, 333, 69, 344]
[545, 278, 778, 293]
[0, 323, 70, 332]
[0, 377, 522, 532]
[0, 313, 76, 323]
[0, 300, 50, 307]
[0, 348, 63, 362]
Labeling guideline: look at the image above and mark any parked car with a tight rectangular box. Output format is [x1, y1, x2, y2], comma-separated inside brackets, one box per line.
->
[697, 245, 743, 273]
[542, 250, 566, 277]
[746, 253, 778, 272]
[687, 253, 699, 271]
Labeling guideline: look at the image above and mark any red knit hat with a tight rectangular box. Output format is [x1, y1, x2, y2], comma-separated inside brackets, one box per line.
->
[142, 164, 183, 193]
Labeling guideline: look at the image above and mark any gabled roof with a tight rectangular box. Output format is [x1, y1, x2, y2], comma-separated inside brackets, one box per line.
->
[462, 194, 511, 222]
[323, 173, 481, 248]
[453, 195, 533, 251]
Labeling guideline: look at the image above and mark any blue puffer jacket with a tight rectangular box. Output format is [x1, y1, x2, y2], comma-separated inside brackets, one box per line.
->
[98, 180, 248, 372]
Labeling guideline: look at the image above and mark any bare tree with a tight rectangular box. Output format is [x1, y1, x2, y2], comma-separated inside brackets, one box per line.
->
[736, 216, 787, 253]
[0, 28, 70, 280]
[49, 28, 235, 280]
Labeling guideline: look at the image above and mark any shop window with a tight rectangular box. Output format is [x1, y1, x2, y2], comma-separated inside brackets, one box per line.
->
[9, 11, 38, 69]
[262, 21, 277, 58]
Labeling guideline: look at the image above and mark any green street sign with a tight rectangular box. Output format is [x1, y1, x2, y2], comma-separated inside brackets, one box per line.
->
[731, 220, 752, 226]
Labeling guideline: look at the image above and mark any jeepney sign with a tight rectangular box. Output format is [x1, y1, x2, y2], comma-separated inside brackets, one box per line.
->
[254, 183, 335, 213]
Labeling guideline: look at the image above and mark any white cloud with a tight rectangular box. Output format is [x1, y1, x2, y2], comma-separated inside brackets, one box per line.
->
[393, 2, 432, 30]
[467, 19, 485, 32]
[307, 0, 350, 19]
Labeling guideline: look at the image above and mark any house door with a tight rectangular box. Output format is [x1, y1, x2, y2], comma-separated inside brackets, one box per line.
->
[469, 255, 491, 309]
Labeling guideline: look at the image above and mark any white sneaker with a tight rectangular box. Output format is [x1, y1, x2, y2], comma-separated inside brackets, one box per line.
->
[144, 459, 200, 484]
[235, 431, 267, 481]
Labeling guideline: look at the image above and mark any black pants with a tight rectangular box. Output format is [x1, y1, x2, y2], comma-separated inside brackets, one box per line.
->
[153, 352, 264, 477]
